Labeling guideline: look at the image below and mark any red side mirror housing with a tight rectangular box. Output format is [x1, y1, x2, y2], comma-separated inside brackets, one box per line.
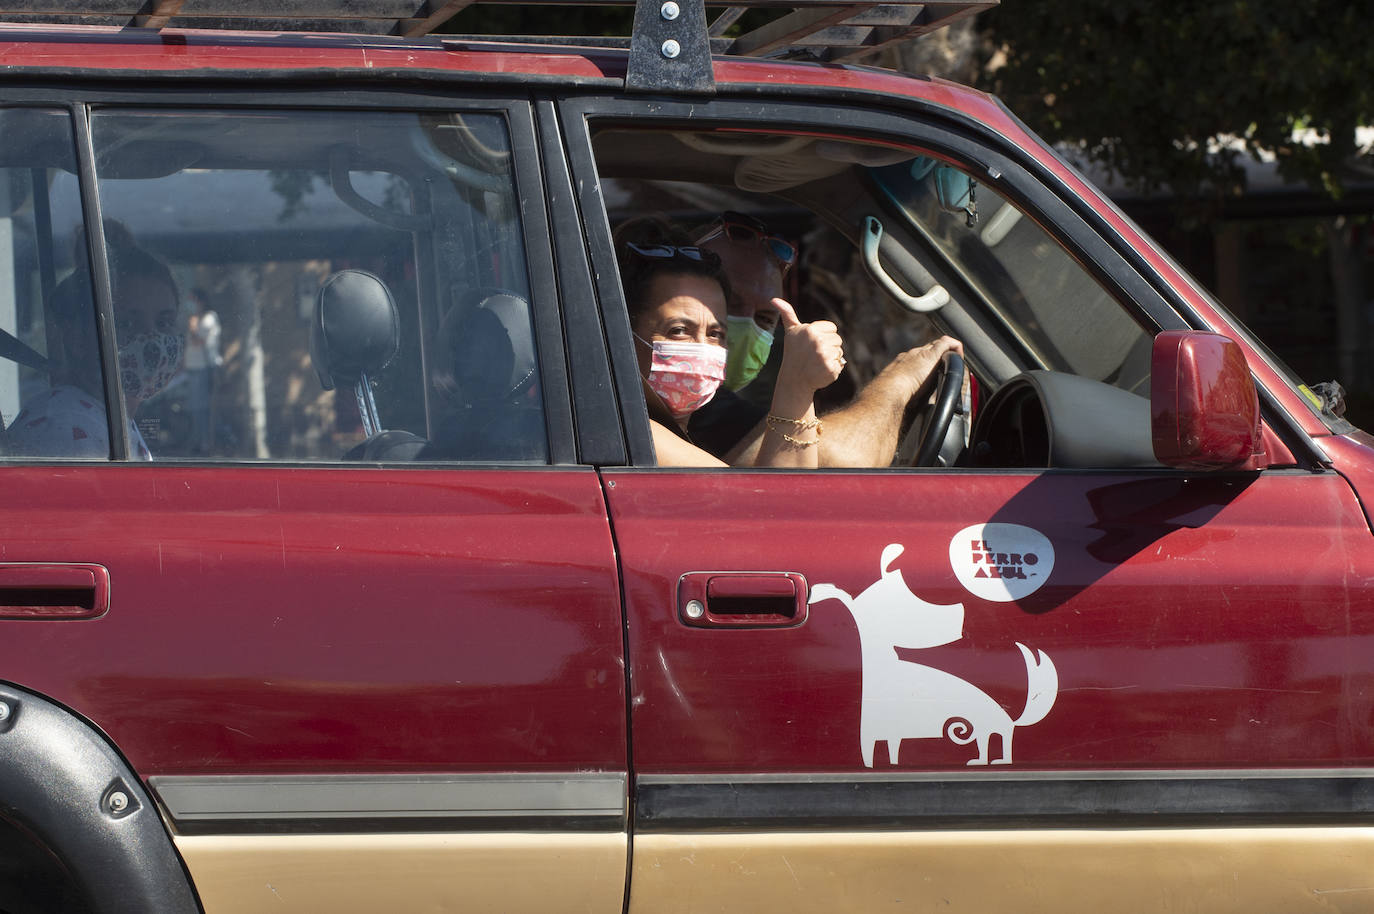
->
[1151, 330, 1265, 470]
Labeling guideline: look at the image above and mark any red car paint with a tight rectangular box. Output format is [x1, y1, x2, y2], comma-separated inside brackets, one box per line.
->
[0, 466, 625, 775]
[606, 469, 1374, 772]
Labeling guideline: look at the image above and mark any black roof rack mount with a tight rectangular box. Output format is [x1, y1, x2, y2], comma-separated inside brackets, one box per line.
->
[0, 0, 996, 92]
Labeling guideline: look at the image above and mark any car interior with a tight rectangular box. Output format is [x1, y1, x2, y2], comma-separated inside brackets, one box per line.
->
[592, 125, 1164, 469]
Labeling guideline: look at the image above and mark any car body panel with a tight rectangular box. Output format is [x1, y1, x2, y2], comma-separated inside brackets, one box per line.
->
[1325, 431, 1374, 533]
[605, 467, 1374, 774]
[177, 831, 627, 914]
[0, 465, 625, 776]
[628, 828, 1374, 914]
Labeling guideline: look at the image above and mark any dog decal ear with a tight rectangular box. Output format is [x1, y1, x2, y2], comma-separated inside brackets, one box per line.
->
[880, 543, 904, 575]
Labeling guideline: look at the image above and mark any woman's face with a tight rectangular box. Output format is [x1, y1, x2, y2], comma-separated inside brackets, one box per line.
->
[113, 273, 184, 406]
[114, 274, 179, 341]
[632, 271, 727, 375]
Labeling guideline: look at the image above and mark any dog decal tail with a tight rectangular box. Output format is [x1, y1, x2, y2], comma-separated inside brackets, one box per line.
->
[944, 717, 975, 746]
[1013, 641, 1058, 727]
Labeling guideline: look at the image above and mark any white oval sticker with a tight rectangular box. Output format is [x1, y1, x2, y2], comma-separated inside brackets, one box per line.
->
[950, 523, 1054, 602]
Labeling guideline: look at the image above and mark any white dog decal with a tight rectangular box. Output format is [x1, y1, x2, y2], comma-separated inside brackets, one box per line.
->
[809, 543, 1058, 767]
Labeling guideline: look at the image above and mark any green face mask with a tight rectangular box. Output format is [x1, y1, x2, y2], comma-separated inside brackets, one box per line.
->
[725, 314, 775, 390]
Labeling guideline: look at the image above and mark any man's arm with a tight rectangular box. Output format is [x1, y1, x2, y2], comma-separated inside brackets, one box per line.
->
[722, 335, 963, 467]
[819, 336, 963, 467]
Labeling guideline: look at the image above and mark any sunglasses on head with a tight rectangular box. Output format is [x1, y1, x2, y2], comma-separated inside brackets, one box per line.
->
[626, 242, 712, 263]
[699, 211, 798, 268]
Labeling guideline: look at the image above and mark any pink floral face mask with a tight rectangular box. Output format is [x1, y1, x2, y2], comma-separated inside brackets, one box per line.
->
[118, 330, 183, 403]
[640, 338, 726, 419]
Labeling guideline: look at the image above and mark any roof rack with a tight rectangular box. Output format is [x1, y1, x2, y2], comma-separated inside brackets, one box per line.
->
[0, 0, 996, 92]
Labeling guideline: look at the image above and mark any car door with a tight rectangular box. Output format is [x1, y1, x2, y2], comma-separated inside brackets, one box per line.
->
[0, 97, 628, 913]
[557, 93, 1374, 913]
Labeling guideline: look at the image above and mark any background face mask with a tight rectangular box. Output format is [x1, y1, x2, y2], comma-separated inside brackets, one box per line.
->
[643, 339, 726, 419]
[725, 314, 774, 390]
[118, 331, 183, 402]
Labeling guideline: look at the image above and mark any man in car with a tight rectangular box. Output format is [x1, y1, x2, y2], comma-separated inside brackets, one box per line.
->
[688, 211, 963, 467]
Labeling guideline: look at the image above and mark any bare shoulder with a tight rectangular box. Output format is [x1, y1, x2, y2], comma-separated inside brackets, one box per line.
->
[650, 420, 728, 467]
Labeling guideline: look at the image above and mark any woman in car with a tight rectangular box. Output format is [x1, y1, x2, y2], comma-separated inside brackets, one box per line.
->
[8, 222, 183, 460]
[617, 218, 845, 467]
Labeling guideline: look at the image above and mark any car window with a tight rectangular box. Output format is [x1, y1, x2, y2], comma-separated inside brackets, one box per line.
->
[590, 124, 1163, 470]
[3, 106, 548, 464]
[868, 159, 1154, 396]
[0, 108, 109, 459]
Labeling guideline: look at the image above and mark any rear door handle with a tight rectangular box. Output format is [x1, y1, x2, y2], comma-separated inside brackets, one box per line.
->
[0, 564, 110, 619]
[677, 572, 808, 628]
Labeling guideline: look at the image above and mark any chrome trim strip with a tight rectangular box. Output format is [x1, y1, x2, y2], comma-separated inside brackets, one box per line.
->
[151, 773, 627, 824]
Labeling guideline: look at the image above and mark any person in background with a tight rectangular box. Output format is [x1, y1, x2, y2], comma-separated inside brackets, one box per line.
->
[616, 217, 844, 468]
[9, 222, 183, 460]
[184, 286, 223, 454]
[690, 210, 963, 467]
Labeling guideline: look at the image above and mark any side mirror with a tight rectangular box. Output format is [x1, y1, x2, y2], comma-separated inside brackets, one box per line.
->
[1151, 330, 1265, 470]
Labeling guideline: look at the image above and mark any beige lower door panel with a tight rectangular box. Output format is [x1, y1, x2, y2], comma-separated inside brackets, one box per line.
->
[630, 828, 1374, 914]
[178, 832, 627, 914]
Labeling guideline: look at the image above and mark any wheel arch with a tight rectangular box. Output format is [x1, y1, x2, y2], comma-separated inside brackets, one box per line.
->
[0, 682, 201, 914]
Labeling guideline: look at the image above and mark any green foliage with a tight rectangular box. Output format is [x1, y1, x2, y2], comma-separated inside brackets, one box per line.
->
[982, 0, 1374, 199]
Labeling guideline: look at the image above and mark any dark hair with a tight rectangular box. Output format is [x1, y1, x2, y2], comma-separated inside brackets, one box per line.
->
[45, 220, 177, 393]
[613, 215, 729, 322]
[102, 220, 178, 305]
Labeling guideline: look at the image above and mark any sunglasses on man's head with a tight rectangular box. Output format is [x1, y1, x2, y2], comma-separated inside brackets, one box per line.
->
[699, 211, 798, 268]
[626, 242, 712, 263]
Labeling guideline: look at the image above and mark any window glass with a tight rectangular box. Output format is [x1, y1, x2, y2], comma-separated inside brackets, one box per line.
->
[0, 108, 110, 459]
[870, 159, 1154, 395]
[81, 108, 546, 463]
[593, 126, 1162, 470]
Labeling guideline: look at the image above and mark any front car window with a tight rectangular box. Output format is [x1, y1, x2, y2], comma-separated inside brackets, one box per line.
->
[592, 124, 1167, 470]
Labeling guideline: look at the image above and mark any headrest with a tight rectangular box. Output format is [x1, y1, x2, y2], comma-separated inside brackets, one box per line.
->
[310, 270, 399, 391]
[478, 292, 537, 394]
[432, 290, 537, 407]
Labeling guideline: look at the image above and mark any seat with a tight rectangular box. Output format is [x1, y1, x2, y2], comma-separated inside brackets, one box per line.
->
[419, 290, 545, 462]
[310, 269, 426, 460]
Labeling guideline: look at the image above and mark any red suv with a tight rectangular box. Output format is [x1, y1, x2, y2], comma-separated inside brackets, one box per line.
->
[0, 4, 1369, 913]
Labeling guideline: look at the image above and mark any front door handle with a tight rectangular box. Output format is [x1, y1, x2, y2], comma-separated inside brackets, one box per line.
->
[677, 572, 808, 628]
[0, 564, 110, 620]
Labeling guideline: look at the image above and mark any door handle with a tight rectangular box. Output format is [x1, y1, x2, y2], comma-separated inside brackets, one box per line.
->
[0, 564, 110, 620]
[677, 572, 808, 629]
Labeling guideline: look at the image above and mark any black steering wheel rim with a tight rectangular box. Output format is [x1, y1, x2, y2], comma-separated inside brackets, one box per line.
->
[910, 350, 965, 466]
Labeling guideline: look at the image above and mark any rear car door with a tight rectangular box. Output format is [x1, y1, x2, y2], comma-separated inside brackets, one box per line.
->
[558, 93, 1374, 913]
[0, 96, 627, 913]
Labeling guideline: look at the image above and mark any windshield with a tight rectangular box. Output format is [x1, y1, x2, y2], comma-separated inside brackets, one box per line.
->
[869, 158, 1155, 396]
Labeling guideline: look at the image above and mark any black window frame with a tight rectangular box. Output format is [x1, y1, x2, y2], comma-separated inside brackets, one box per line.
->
[555, 89, 1326, 472]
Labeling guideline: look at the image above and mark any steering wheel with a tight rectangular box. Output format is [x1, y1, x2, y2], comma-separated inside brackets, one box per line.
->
[895, 350, 966, 467]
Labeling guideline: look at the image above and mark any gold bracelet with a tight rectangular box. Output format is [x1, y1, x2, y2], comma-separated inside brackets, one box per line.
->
[766, 414, 822, 431]
[766, 415, 823, 446]
[775, 430, 820, 447]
